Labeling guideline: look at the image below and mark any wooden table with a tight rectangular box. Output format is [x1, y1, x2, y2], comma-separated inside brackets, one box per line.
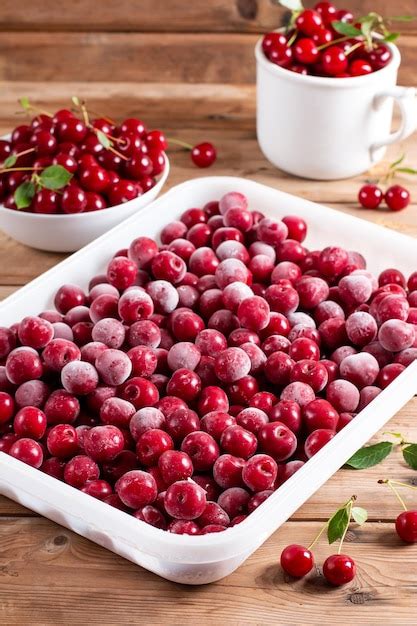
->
[1, 81, 417, 625]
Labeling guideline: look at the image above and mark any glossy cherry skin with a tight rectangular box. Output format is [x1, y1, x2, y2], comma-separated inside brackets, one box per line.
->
[191, 143, 217, 168]
[385, 185, 410, 212]
[280, 544, 314, 577]
[323, 554, 356, 586]
[395, 510, 417, 543]
[358, 184, 384, 209]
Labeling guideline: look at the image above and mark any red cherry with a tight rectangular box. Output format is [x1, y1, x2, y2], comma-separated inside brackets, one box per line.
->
[322, 46, 348, 76]
[385, 185, 410, 211]
[395, 510, 417, 543]
[191, 142, 217, 168]
[280, 544, 314, 577]
[323, 554, 356, 586]
[358, 184, 384, 209]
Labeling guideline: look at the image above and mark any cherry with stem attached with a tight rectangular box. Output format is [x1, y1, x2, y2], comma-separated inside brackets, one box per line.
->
[168, 138, 217, 168]
[378, 479, 417, 543]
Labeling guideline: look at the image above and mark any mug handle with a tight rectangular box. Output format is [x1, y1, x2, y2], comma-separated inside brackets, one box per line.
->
[371, 86, 416, 155]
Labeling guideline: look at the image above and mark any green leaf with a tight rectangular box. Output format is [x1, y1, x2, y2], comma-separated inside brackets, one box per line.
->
[396, 167, 417, 175]
[327, 506, 350, 544]
[14, 181, 35, 209]
[279, 0, 303, 10]
[345, 442, 393, 469]
[351, 506, 368, 525]
[96, 129, 111, 149]
[389, 15, 414, 22]
[383, 32, 400, 42]
[403, 444, 417, 470]
[19, 96, 31, 111]
[3, 154, 17, 168]
[331, 21, 362, 36]
[71, 96, 80, 107]
[39, 165, 72, 190]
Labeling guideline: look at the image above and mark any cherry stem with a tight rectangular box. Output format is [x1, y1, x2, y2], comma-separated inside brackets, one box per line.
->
[378, 479, 408, 511]
[345, 41, 365, 57]
[108, 145, 128, 161]
[317, 35, 352, 51]
[287, 30, 298, 47]
[307, 520, 328, 550]
[23, 103, 53, 118]
[0, 167, 36, 174]
[168, 138, 193, 151]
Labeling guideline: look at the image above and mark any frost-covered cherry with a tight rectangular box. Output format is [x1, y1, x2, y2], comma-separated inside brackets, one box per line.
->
[214, 347, 251, 383]
[195, 329, 227, 357]
[42, 338, 81, 371]
[128, 236, 158, 268]
[18, 316, 54, 349]
[129, 407, 165, 441]
[95, 349, 132, 385]
[265, 283, 299, 315]
[280, 382, 315, 407]
[6, 347, 43, 385]
[167, 342, 201, 371]
[128, 319, 161, 349]
[223, 282, 253, 312]
[61, 361, 99, 395]
[264, 351, 294, 385]
[339, 352, 379, 388]
[118, 288, 154, 323]
[146, 280, 179, 314]
[326, 379, 360, 413]
[100, 397, 136, 428]
[376, 294, 409, 324]
[215, 258, 250, 289]
[378, 319, 415, 352]
[237, 296, 270, 331]
[91, 318, 125, 348]
[15, 380, 50, 408]
[297, 276, 330, 309]
[44, 390, 80, 424]
[236, 407, 269, 434]
[0, 326, 16, 359]
[240, 342, 267, 375]
[115, 470, 157, 508]
[345, 312, 377, 347]
[257, 217, 288, 246]
[358, 385, 382, 410]
[216, 240, 250, 263]
[338, 274, 372, 305]
[64, 455, 100, 487]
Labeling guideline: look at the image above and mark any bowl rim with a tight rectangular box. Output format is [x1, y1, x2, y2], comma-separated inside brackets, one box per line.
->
[255, 32, 400, 88]
[0, 152, 170, 220]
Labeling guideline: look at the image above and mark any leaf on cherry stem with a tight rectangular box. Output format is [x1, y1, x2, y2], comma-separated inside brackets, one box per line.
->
[403, 444, 417, 470]
[332, 21, 362, 37]
[3, 154, 17, 168]
[39, 165, 73, 190]
[96, 130, 112, 149]
[351, 506, 368, 525]
[345, 441, 393, 469]
[19, 97, 31, 111]
[14, 181, 35, 210]
[327, 506, 350, 544]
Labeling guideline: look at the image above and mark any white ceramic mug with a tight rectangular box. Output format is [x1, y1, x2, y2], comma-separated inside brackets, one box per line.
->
[255, 38, 416, 180]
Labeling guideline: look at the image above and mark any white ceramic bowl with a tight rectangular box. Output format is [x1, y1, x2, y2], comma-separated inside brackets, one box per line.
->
[255, 36, 416, 179]
[0, 156, 170, 252]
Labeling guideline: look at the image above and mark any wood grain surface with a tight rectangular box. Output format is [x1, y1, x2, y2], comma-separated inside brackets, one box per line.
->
[1, 24, 417, 623]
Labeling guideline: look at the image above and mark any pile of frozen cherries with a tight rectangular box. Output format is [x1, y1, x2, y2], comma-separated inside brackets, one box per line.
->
[1, 191, 417, 535]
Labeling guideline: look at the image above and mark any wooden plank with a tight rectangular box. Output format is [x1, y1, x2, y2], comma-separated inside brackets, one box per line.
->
[0, 0, 415, 33]
[0, 32, 416, 84]
[2, 397, 417, 519]
[1, 517, 416, 625]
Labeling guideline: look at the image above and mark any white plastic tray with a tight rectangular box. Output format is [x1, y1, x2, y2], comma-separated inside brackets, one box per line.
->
[1, 176, 417, 585]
